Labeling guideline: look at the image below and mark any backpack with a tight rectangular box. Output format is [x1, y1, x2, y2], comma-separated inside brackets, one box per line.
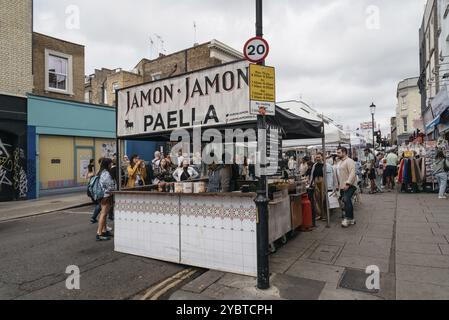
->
[87, 175, 104, 202]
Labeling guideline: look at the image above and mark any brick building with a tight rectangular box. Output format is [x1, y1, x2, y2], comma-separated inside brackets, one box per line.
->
[32, 32, 85, 102]
[28, 34, 117, 198]
[84, 68, 143, 106]
[0, 0, 32, 201]
[85, 40, 243, 107]
[0, 0, 33, 97]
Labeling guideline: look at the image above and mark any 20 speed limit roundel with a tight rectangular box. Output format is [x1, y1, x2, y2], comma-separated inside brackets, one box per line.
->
[243, 37, 270, 63]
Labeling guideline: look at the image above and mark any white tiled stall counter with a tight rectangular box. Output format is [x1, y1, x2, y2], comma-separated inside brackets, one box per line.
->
[113, 192, 258, 277]
[114, 193, 180, 264]
[180, 194, 258, 277]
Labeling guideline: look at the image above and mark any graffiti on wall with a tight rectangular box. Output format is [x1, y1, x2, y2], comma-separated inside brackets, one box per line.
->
[0, 138, 13, 188]
[0, 137, 28, 200]
[13, 148, 28, 198]
[101, 142, 116, 159]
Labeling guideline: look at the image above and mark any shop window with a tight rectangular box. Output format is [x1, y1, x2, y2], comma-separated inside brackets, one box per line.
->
[45, 49, 73, 95]
[403, 117, 408, 132]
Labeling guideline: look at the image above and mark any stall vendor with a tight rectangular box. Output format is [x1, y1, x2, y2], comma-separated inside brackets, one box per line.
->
[156, 158, 175, 182]
[207, 163, 222, 192]
[173, 159, 199, 182]
[127, 155, 147, 188]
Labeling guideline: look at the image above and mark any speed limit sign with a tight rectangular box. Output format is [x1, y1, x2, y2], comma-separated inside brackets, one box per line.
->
[243, 37, 270, 63]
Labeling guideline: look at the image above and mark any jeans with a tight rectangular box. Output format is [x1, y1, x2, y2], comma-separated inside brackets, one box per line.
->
[340, 186, 357, 220]
[436, 172, 448, 198]
[92, 203, 101, 221]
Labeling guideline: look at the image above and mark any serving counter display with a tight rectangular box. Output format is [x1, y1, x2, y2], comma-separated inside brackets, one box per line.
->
[114, 191, 258, 276]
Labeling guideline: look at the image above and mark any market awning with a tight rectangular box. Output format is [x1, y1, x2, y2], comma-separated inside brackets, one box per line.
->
[267, 106, 323, 140]
[426, 115, 442, 133]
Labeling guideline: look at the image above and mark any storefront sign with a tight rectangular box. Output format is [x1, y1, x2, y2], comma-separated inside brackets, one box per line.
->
[431, 86, 449, 118]
[249, 64, 276, 116]
[117, 61, 254, 137]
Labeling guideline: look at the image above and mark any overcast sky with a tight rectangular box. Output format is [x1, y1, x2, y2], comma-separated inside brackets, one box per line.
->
[33, 0, 427, 133]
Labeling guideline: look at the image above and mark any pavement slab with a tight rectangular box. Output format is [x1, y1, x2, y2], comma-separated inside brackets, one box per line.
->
[396, 264, 449, 287]
[396, 241, 442, 255]
[396, 252, 449, 268]
[397, 280, 449, 300]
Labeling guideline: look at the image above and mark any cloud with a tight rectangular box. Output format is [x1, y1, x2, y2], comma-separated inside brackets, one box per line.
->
[33, 0, 425, 133]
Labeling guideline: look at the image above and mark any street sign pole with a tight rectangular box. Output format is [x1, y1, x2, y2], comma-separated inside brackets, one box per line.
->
[254, 0, 270, 290]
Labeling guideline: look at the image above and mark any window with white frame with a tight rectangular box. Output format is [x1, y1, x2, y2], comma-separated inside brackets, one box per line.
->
[151, 72, 162, 81]
[112, 83, 120, 93]
[103, 87, 108, 105]
[401, 95, 408, 109]
[45, 49, 73, 95]
[403, 117, 408, 132]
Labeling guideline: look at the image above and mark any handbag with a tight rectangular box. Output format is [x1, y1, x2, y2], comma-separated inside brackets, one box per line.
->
[328, 191, 340, 209]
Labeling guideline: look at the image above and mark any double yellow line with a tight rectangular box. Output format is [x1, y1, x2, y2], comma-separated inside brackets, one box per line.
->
[140, 268, 199, 300]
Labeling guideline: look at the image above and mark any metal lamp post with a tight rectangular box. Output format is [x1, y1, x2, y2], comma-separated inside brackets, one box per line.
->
[370, 103, 376, 150]
[254, 0, 270, 290]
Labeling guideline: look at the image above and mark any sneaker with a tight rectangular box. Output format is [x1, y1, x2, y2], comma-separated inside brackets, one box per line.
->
[341, 219, 349, 228]
[96, 234, 110, 241]
[439, 196, 447, 199]
[90, 219, 98, 224]
[102, 231, 114, 237]
[106, 226, 113, 232]
[348, 220, 357, 225]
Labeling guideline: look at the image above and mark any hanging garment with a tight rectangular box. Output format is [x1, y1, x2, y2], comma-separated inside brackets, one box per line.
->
[411, 159, 416, 184]
[414, 159, 422, 184]
[403, 159, 409, 184]
[398, 159, 404, 183]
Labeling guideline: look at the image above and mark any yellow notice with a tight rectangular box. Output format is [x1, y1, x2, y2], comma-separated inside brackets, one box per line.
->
[250, 64, 276, 102]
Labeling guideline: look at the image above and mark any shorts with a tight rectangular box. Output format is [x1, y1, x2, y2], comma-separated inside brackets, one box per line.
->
[368, 168, 376, 180]
[385, 165, 397, 178]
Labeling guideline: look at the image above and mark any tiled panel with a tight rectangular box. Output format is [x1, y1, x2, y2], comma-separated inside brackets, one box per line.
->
[180, 195, 257, 276]
[114, 193, 180, 263]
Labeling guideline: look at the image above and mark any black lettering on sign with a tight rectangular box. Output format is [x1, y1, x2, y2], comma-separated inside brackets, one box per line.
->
[164, 85, 173, 103]
[167, 111, 177, 129]
[191, 79, 204, 99]
[153, 87, 163, 105]
[205, 74, 220, 95]
[237, 67, 249, 89]
[144, 115, 154, 132]
[222, 71, 235, 91]
[154, 114, 166, 131]
[204, 105, 219, 125]
[179, 109, 189, 127]
[51, 159, 61, 164]
[141, 90, 152, 107]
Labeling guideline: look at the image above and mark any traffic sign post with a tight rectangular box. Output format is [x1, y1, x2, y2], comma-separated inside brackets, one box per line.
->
[244, 36, 270, 63]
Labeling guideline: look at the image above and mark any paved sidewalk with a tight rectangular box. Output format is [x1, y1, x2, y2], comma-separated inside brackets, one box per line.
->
[0, 192, 92, 222]
[170, 191, 449, 300]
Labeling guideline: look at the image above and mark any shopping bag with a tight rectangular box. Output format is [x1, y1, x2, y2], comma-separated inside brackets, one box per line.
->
[328, 191, 340, 209]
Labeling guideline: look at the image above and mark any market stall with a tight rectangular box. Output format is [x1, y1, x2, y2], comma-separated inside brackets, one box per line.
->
[113, 60, 323, 276]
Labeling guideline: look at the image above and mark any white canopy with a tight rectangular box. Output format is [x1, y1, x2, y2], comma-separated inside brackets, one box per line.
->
[277, 101, 350, 149]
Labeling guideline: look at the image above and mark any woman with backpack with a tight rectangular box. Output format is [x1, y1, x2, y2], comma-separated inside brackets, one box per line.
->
[434, 150, 449, 199]
[97, 158, 116, 241]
